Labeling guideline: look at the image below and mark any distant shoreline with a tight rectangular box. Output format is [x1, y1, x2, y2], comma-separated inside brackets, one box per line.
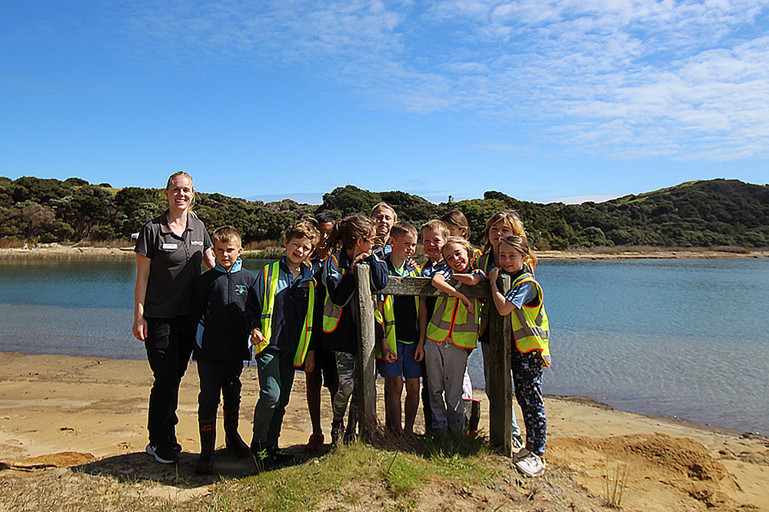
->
[1, 245, 767, 261]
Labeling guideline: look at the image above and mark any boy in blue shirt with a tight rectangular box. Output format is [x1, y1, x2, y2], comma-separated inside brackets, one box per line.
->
[378, 222, 427, 434]
[193, 225, 256, 475]
[246, 220, 320, 467]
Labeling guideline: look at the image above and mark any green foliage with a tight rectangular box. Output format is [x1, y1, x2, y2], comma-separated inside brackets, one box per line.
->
[1, 176, 767, 248]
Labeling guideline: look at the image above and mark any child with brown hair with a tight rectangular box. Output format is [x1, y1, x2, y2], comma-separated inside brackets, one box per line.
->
[377, 222, 426, 434]
[246, 219, 320, 467]
[488, 235, 550, 477]
[321, 215, 388, 443]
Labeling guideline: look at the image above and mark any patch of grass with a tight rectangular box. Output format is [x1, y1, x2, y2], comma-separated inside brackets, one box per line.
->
[603, 457, 630, 509]
[382, 451, 424, 495]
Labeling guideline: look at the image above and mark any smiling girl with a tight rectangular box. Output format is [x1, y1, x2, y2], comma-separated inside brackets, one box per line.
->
[424, 236, 484, 432]
[488, 235, 550, 477]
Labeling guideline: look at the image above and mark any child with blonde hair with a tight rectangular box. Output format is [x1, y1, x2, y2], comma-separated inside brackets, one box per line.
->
[424, 236, 484, 432]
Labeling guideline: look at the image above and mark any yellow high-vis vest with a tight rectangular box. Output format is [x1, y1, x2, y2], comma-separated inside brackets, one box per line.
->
[425, 294, 480, 350]
[377, 267, 420, 359]
[509, 272, 550, 367]
[322, 254, 345, 333]
[256, 261, 316, 367]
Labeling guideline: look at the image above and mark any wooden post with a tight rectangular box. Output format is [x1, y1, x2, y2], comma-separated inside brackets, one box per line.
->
[487, 273, 513, 456]
[354, 263, 378, 440]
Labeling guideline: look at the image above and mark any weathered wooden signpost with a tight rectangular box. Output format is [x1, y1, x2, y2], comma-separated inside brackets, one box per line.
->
[354, 263, 514, 456]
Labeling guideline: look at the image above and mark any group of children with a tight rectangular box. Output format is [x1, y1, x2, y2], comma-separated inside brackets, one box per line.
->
[192, 204, 550, 478]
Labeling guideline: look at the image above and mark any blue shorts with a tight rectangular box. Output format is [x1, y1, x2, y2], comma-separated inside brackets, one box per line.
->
[378, 340, 422, 379]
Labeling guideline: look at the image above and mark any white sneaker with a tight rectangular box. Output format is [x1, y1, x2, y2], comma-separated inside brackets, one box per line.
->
[146, 443, 178, 464]
[514, 451, 546, 477]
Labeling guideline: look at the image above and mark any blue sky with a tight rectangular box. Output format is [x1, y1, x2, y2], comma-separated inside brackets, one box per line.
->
[2, 1, 768, 205]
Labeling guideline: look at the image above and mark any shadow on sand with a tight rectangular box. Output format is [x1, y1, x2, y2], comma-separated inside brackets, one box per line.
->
[76, 443, 326, 488]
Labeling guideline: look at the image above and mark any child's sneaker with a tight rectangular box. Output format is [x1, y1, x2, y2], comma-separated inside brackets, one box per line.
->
[514, 449, 546, 477]
[511, 434, 525, 451]
[146, 443, 178, 464]
[267, 446, 295, 467]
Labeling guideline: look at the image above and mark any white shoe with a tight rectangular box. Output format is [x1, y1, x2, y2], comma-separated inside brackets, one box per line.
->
[514, 450, 546, 477]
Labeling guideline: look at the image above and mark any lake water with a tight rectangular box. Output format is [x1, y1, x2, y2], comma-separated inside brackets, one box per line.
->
[1, 258, 767, 434]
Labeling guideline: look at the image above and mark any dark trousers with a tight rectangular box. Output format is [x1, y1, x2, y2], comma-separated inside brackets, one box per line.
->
[511, 350, 547, 456]
[145, 316, 195, 447]
[197, 358, 244, 420]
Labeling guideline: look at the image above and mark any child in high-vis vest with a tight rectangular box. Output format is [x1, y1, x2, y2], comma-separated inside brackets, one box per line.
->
[377, 222, 427, 434]
[425, 236, 484, 432]
[477, 210, 529, 448]
[193, 225, 255, 474]
[246, 220, 320, 467]
[418, 219, 450, 432]
[488, 235, 550, 478]
[321, 215, 388, 444]
[439, 210, 483, 432]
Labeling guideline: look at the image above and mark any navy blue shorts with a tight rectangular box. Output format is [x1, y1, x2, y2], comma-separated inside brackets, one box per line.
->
[378, 341, 422, 379]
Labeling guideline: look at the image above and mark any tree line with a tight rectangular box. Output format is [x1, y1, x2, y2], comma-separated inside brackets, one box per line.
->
[1, 176, 767, 249]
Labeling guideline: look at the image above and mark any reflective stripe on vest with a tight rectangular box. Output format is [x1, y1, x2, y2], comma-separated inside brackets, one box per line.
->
[322, 254, 345, 333]
[255, 261, 280, 355]
[425, 295, 480, 349]
[255, 261, 317, 367]
[509, 273, 551, 367]
[378, 268, 420, 359]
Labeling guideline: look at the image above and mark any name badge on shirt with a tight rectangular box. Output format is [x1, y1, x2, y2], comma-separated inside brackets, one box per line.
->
[191, 240, 204, 246]
[162, 243, 178, 250]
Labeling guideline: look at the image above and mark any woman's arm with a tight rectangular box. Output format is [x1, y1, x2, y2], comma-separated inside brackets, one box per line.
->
[203, 247, 216, 269]
[132, 254, 152, 341]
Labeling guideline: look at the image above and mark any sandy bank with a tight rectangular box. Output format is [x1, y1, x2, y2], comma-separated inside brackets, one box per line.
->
[0, 352, 766, 510]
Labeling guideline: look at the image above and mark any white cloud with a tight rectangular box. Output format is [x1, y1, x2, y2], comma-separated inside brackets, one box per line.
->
[117, 0, 769, 160]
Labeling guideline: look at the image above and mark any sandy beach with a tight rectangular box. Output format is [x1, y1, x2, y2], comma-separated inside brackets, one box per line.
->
[0, 351, 766, 510]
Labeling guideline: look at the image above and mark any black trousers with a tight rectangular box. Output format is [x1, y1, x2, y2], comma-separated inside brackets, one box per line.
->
[197, 358, 244, 420]
[144, 316, 195, 447]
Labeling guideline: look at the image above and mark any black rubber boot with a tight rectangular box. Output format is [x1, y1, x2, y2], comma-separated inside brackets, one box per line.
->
[196, 418, 216, 475]
[469, 400, 481, 434]
[223, 408, 250, 458]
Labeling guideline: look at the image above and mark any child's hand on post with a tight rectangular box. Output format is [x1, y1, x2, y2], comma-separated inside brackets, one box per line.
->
[488, 267, 499, 285]
[250, 328, 265, 347]
[351, 250, 371, 272]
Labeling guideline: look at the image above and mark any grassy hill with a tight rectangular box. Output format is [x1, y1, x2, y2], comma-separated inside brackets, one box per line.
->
[1, 176, 767, 249]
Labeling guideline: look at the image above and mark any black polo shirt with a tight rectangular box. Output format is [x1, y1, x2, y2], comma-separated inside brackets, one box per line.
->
[135, 212, 212, 318]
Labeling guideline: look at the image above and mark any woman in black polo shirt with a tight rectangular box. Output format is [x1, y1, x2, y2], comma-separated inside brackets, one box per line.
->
[132, 171, 215, 464]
